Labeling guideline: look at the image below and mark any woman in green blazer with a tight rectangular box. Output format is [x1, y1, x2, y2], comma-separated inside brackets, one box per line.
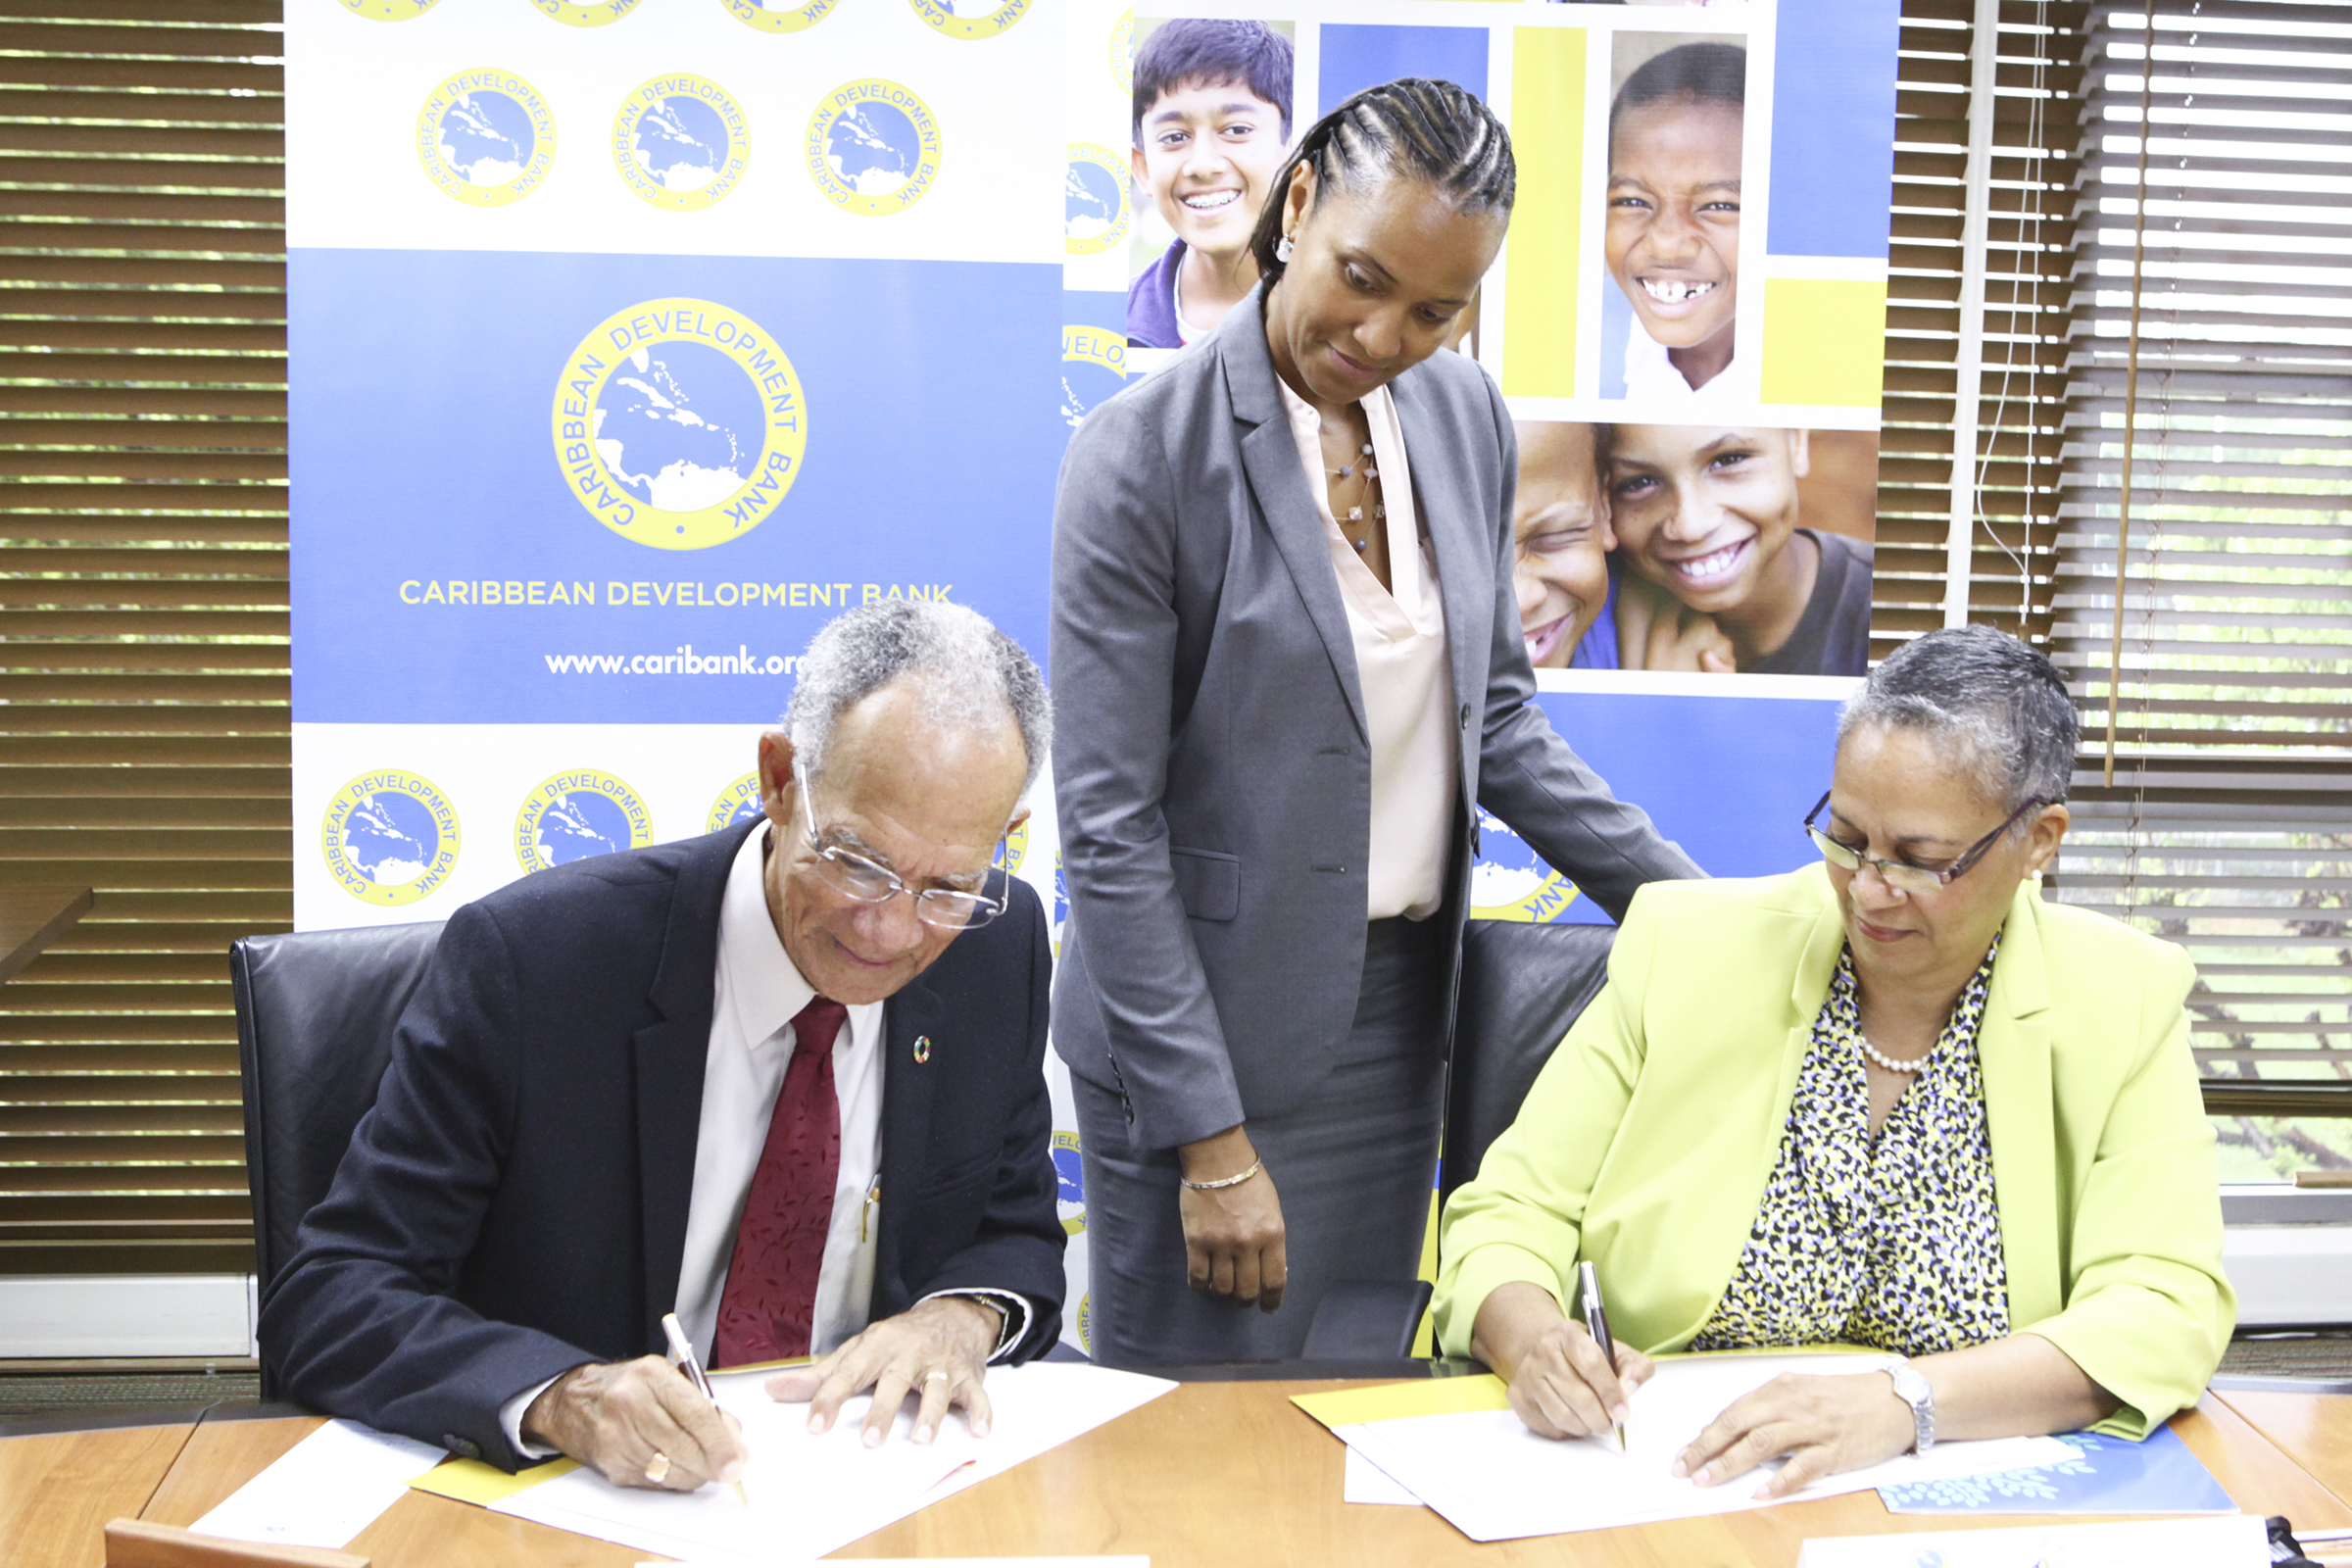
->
[1435, 626, 2231, 1497]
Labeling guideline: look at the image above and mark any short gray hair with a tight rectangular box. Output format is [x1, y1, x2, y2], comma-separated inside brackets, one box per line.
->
[1838, 625, 2077, 822]
[783, 602, 1052, 801]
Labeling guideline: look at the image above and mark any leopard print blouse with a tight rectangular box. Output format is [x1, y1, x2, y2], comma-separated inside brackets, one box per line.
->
[1690, 938, 2011, 1356]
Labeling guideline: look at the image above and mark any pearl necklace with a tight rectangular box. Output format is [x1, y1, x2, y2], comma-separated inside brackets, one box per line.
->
[1857, 1033, 1931, 1074]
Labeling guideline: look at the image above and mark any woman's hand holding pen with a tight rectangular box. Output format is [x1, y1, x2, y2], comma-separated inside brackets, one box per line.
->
[521, 1355, 747, 1492]
[1471, 1281, 1653, 1442]
[1177, 1124, 1288, 1312]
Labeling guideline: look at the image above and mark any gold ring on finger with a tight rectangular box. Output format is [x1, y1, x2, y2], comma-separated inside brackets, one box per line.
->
[643, 1450, 671, 1485]
[924, 1370, 951, 1386]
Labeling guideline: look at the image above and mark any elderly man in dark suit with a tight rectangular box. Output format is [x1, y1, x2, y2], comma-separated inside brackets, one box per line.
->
[261, 602, 1063, 1494]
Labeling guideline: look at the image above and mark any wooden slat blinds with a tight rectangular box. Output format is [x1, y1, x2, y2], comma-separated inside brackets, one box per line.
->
[2046, 0, 2352, 1168]
[1877, 0, 2088, 657]
[0, 0, 286, 1273]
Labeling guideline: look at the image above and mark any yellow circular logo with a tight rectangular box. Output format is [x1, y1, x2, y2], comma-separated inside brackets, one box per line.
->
[415, 69, 557, 208]
[992, 814, 1030, 878]
[1052, 1128, 1085, 1236]
[720, 0, 842, 30]
[514, 769, 654, 874]
[806, 80, 941, 218]
[1110, 10, 1134, 95]
[322, 769, 461, 907]
[532, 0, 643, 24]
[707, 771, 765, 833]
[340, 0, 440, 17]
[907, 0, 1029, 38]
[1466, 807, 1582, 922]
[612, 74, 750, 212]
[553, 299, 808, 552]
[1064, 142, 1130, 257]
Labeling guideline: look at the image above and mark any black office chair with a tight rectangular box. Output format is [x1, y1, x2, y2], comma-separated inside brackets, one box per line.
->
[1302, 917, 1617, 1362]
[231, 920, 445, 1396]
[1441, 917, 1616, 1207]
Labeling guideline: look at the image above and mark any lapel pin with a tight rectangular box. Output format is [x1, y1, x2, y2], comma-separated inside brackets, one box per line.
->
[912, 1035, 931, 1064]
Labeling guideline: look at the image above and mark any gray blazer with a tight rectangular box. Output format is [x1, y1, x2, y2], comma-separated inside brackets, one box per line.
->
[1051, 287, 1701, 1152]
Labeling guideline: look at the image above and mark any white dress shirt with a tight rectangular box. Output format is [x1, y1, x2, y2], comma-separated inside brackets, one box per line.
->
[1277, 375, 1458, 921]
[1622, 319, 1742, 407]
[499, 821, 1026, 1455]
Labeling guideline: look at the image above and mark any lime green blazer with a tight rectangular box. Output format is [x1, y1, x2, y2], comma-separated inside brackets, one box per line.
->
[1434, 865, 2233, 1438]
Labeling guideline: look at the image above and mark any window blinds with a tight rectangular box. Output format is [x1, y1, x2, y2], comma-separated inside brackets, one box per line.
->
[2048, 0, 2352, 1146]
[0, 2, 287, 1274]
[1878, 0, 2086, 657]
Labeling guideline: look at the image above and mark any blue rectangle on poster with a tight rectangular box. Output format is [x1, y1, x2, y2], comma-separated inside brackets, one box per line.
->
[1486, 688, 1842, 925]
[289, 248, 1060, 724]
[1767, 0, 1903, 259]
[1878, 1428, 2239, 1516]
[1319, 24, 1488, 117]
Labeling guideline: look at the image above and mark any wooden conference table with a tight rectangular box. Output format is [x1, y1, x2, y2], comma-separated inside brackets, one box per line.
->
[8, 1377, 2351, 1568]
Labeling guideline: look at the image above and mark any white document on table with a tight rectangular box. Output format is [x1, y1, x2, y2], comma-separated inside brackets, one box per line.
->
[1336, 1353, 2076, 1543]
[1796, 1512, 2268, 1566]
[495, 1361, 1176, 1567]
[1344, 1446, 1425, 1506]
[189, 1418, 446, 1549]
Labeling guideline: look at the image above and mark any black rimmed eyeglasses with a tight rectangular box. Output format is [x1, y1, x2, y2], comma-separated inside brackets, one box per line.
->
[1802, 789, 2048, 896]
[798, 785, 1008, 930]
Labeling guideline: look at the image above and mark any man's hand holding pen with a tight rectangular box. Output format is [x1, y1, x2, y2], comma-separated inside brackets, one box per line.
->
[520, 1355, 749, 1493]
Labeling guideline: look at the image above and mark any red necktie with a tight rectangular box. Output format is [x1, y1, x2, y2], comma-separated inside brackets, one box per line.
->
[710, 996, 846, 1368]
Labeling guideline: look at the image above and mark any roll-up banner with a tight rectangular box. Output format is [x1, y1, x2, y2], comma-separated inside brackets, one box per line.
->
[287, 0, 1901, 1350]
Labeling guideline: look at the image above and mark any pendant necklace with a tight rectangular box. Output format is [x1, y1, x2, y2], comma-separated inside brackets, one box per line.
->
[1326, 441, 1384, 553]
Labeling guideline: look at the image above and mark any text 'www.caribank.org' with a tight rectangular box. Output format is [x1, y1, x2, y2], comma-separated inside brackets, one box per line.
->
[542, 646, 802, 676]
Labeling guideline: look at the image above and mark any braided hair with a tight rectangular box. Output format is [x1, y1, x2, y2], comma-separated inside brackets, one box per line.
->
[1247, 77, 1514, 283]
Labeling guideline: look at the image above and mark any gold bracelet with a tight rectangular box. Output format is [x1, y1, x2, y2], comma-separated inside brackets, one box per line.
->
[1181, 1157, 1263, 1192]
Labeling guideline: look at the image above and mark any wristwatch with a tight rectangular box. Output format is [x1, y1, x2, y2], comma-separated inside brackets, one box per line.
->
[1887, 1361, 1936, 1455]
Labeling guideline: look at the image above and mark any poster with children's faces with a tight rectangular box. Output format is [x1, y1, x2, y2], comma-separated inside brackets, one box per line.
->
[1063, 0, 1899, 682]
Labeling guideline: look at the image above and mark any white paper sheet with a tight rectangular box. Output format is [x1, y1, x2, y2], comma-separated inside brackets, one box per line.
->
[1337, 1353, 2076, 1543]
[190, 1418, 447, 1549]
[1796, 1513, 2268, 1567]
[1344, 1446, 1425, 1506]
[496, 1360, 1176, 1566]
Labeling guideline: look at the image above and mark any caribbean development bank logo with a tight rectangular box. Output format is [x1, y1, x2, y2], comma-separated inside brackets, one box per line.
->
[722, 0, 842, 30]
[806, 80, 940, 218]
[416, 69, 556, 208]
[1065, 143, 1129, 257]
[707, 772, 764, 832]
[907, 0, 1028, 37]
[1468, 806, 1582, 922]
[612, 74, 749, 212]
[1052, 1129, 1085, 1236]
[514, 770, 654, 874]
[321, 770, 460, 907]
[533, 0, 643, 24]
[341, 0, 439, 18]
[1061, 322, 1124, 430]
[554, 299, 808, 551]
[1110, 9, 1134, 94]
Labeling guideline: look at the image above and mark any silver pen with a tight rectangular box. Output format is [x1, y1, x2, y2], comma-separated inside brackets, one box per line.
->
[1578, 1260, 1627, 1453]
[662, 1311, 749, 1505]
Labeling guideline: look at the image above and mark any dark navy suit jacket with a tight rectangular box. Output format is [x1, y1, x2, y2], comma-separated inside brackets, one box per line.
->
[258, 821, 1065, 1470]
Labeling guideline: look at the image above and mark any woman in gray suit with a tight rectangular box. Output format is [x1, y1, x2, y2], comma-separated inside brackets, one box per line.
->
[1052, 78, 1700, 1364]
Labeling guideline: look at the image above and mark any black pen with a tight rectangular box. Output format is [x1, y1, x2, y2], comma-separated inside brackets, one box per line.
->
[1577, 1260, 1627, 1453]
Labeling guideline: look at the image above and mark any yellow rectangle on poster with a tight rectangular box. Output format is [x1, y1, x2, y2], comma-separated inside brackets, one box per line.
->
[1502, 27, 1585, 400]
[1759, 277, 1888, 407]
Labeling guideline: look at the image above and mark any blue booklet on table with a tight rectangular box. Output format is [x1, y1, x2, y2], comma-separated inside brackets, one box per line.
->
[1878, 1427, 2236, 1515]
